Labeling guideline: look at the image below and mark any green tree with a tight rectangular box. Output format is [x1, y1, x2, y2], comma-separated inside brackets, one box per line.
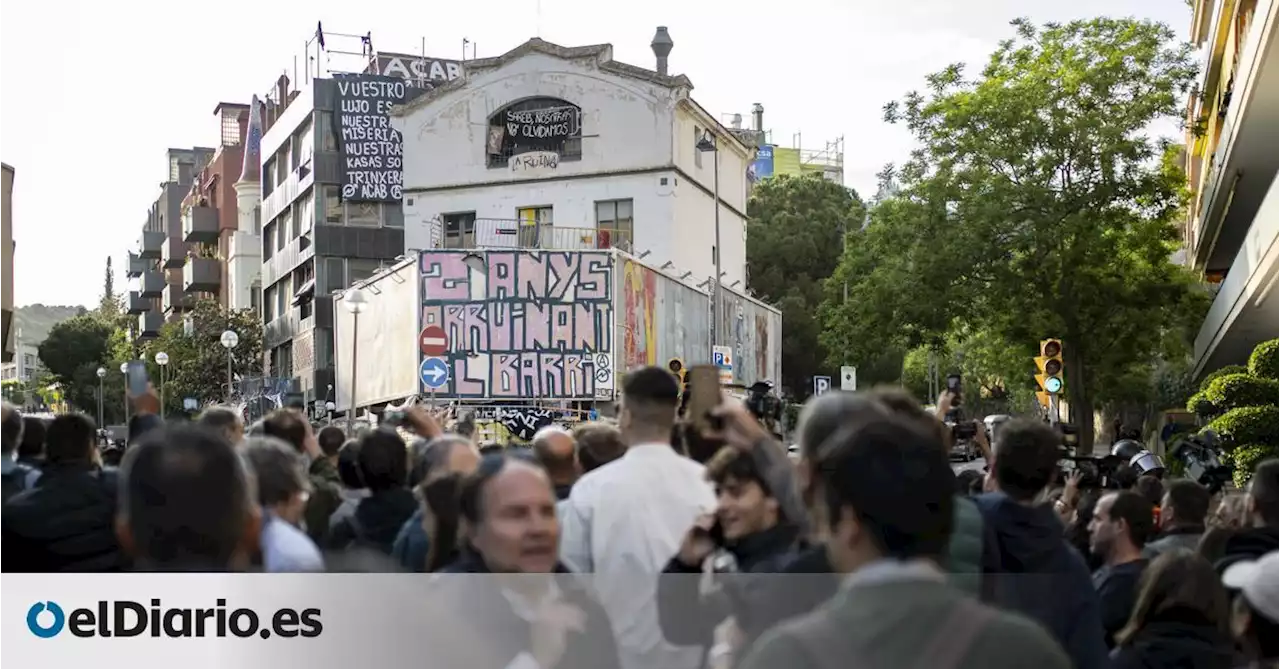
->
[37, 314, 116, 417]
[139, 299, 263, 412]
[746, 174, 866, 397]
[1193, 339, 1280, 486]
[822, 17, 1206, 451]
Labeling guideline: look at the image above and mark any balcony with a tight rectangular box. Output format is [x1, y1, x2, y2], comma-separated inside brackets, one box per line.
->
[183, 256, 221, 293]
[163, 282, 195, 314]
[437, 219, 635, 253]
[1188, 1, 1279, 271]
[139, 270, 165, 298]
[160, 231, 185, 269]
[182, 204, 220, 243]
[138, 230, 164, 259]
[126, 291, 150, 314]
[1194, 173, 1279, 377]
[126, 252, 147, 278]
[137, 311, 163, 339]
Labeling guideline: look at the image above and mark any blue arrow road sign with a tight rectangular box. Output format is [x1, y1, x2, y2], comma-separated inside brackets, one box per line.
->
[420, 357, 450, 390]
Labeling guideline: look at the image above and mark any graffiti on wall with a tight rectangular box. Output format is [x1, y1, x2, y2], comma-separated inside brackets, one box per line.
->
[621, 260, 657, 370]
[420, 250, 615, 400]
[720, 291, 779, 385]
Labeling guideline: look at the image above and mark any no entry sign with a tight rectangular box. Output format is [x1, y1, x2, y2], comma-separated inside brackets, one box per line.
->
[419, 325, 449, 357]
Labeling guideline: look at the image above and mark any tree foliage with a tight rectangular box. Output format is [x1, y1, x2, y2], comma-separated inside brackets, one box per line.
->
[820, 17, 1206, 450]
[37, 314, 116, 419]
[1196, 339, 1280, 486]
[138, 299, 264, 412]
[900, 325, 1039, 415]
[746, 174, 865, 397]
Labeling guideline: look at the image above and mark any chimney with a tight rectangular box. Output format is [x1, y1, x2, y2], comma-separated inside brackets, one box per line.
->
[751, 103, 764, 132]
[651, 27, 673, 76]
[731, 113, 743, 129]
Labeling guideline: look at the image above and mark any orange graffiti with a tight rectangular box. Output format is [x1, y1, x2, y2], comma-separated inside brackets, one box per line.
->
[622, 261, 657, 370]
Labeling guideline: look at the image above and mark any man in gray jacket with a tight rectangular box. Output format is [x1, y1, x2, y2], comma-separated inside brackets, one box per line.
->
[1144, 479, 1210, 558]
[737, 413, 1069, 669]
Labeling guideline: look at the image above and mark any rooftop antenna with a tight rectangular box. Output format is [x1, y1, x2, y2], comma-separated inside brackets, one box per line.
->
[536, 0, 542, 37]
[463, 38, 470, 61]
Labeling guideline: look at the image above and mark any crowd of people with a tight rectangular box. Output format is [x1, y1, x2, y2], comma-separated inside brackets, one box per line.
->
[0, 364, 1276, 669]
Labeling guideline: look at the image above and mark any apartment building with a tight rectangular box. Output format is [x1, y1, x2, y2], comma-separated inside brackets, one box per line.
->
[1183, 0, 1278, 376]
[1, 163, 13, 363]
[255, 71, 433, 403]
[0, 337, 43, 384]
[127, 148, 214, 340]
[181, 103, 251, 311]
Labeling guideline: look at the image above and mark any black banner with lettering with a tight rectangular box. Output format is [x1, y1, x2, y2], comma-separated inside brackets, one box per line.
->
[333, 75, 407, 203]
[504, 106, 578, 147]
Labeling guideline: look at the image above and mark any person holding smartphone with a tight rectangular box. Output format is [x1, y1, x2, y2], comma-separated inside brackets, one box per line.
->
[656, 445, 800, 661]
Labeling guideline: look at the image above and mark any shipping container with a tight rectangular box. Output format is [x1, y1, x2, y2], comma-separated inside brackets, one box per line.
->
[716, 284, 783, 387]
[333, 249, 782, 408]
[332, 256, 421, 412]
[614, 251, 712, 375]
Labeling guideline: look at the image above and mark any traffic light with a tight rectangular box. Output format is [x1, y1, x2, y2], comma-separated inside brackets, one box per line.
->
[667, 358, 686, 383]
[1035, 339, 1064, 395]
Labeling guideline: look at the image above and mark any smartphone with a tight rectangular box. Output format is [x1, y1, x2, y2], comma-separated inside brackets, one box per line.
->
[686, 365, 722, 433]
[946, 374, 962, 393]
[126, 360, 149, 397]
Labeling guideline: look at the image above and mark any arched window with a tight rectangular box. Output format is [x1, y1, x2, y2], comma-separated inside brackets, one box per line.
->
[487, 97, 582, 168]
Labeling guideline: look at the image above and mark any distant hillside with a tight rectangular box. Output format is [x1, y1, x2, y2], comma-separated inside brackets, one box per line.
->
[13, 304, 86, 345]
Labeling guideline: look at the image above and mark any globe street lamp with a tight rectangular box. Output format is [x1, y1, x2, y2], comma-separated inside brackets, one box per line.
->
[344, 287, 368, 421]
[119, 361, 130, 422]
[96, 367, 106, 428]
[220, 330, 239, 403]
[155, 352, 170, 418]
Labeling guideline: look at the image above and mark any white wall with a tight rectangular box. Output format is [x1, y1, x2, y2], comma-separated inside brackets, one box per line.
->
[395, 52, 678, 189]
[405, 171, 679, 264]
[671, 179, 748, 288]
[332, 258, 421, 410]
[393, 48, 751, 295]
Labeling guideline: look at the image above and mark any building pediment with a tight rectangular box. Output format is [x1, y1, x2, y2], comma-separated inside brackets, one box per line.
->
[390, 37, 694, 119]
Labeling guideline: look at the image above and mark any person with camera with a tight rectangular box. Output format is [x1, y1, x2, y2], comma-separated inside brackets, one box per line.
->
[656, 445, 801, 663]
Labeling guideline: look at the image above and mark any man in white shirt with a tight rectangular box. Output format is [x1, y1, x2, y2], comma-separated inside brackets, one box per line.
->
[560, 367, 716, 669]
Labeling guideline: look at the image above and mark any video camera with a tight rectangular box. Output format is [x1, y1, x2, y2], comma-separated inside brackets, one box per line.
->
[1057, 453, 1128, 490]
[1168, 431, 1234, 495]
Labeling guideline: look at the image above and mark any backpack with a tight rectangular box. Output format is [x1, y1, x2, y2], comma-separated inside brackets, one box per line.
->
[2, 463, 34, 504]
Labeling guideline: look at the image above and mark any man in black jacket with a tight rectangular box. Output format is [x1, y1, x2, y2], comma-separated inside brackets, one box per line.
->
[2, 413, 124, 571]
[658, 445, 800, 652]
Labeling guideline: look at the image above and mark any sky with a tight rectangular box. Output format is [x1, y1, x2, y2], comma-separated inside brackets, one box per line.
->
[0, 0, 1192, 308]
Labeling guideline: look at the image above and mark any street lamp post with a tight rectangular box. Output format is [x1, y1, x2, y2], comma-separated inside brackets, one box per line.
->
[96, 367, 106, 427]
[696, 130, 722, 350]
[344, 287, 368, 423]
[154, 352, 169, 418]
[119, 362, 130, 422]
[220, 330, 239, 403]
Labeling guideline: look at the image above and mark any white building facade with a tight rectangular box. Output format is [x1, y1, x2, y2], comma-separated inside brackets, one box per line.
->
[391, 38, 752, 289]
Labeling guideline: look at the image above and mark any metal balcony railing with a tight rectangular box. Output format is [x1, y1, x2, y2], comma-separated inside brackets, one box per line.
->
[438, 218, 634, 253]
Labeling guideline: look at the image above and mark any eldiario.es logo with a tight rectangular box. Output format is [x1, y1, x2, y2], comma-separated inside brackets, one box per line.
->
[27, 599, 322, 639]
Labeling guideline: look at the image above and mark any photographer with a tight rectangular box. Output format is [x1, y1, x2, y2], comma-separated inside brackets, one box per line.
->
[656, 446, 801, 654]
